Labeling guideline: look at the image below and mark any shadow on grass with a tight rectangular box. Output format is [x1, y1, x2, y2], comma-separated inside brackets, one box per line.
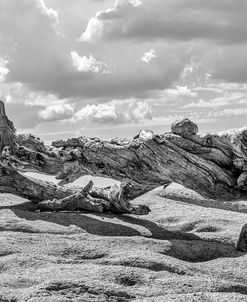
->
[156, 188, 247, 214]
[0, 200, 245, 262]
[0, 201, 200, 240]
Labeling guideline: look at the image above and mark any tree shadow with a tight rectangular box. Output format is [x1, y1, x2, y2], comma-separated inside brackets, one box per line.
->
[156, 188, 247, 214]
[0, 201, 245, 262]
[0, 201, 199, 240]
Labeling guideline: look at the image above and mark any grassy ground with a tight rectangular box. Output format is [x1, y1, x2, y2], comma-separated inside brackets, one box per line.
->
[0, 183, 247, 302]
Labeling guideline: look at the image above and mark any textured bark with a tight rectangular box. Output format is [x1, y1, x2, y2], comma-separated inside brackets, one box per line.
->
[0, 101, 16, 150]
[236, 223, 247, 252]
[0, 163, 150, 215]
[1, 102, 247, 249]
[50, 127, 247, 201]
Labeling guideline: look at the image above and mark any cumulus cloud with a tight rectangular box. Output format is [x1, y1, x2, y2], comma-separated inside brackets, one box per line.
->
[0, 0, 187, 103]
[0, 58, 9, 82]
[78, 0, 145, 41]
[74, 99, 152, 124]
[38, 0, 59, 26]
[79, 0, 247, 43]
[165, 86, 198, 98]
[141, 49, 156, 63]
[77, 0, 247, 87]
[0, 0, 65, 88]
[71, 51, 107, 73]
[2, 0, 247, 139]
[39, 104, 74, 121]
[0, 81, 72, 129]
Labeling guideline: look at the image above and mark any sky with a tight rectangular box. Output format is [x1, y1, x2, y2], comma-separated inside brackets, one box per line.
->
[1, 0, 247, 143]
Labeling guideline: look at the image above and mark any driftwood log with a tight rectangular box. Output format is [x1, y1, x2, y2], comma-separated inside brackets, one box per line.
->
[0, 100, 247, 251]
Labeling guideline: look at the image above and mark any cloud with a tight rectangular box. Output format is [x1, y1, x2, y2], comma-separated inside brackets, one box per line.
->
[74, 98, 152, 124]
[207, 83, 247, 91]
[165, 86, 198, 98]
[0, 0, 187, 103]
[209, 108, 247, 118]
[2, 0, 247, 140]
[0, 82, 73, 129]
[76, 0, 247, 88]
[0, 58, 9, 82]
[78, 0, 144, 41]
[212, 45, 247, 83]
[182, 99, 222, 109]
[141, 49, 156, 63]
[39, 104, 74, 121]
[129, 0, 143, 7]
[5, 101, 42, 130]
[3, 83, 69, 107]
[0, 0, 67, 88]
[79, 0, 247, 44]
[182, 93, 247, 109]
[191, 86, 223, 94]
[71, 51, 107, 73]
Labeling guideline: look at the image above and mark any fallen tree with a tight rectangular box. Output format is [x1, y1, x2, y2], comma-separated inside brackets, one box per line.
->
[0, 100, 247, 251]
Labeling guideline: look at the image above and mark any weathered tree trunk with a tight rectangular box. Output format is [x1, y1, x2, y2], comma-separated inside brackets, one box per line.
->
[237, 223, 247, 252]
[0, 164, 149, 215]
[0, 101, 247, 250]
[51, 130, 246, 200]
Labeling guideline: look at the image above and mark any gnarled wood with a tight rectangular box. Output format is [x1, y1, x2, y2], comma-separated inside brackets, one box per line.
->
[236, 223, 247, 252]
[0, 102, 247, 249]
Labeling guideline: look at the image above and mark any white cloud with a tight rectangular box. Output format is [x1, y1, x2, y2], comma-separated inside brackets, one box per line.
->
[78, 0, 145, 41]
[192, 86, 223, 94]
[141, 49, 156, 63]
[208, 83, 247, 91]
[182, 93, 247, 109]
[182, 99, 217, 109]
[74, 99, 152, 124]
[39, 104, 74, 121]
[71, 51, 107, 73]
[0, 0, 64, 89]
[2, 82, 67, 107]
[2, 0, 247, 139]
[165, 86, 198, 98]
[78, 14, 104, 41]
[0, 0, 186, 103]
[209, 108, 247, 118]
[0, 58, 9, 82]
[39, 0, 59, 26]
[129, 0, 143, 7]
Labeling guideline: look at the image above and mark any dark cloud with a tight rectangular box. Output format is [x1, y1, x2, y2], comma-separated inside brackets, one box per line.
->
[1, 0, 186, 102]
[79, 0, 247, 44]
[5, 102, 42, 130]
[212, 45, 247, 83]
[1, 0, 247, 138]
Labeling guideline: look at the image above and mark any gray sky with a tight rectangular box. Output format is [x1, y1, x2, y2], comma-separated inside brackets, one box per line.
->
[1, 0, 247, 143]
